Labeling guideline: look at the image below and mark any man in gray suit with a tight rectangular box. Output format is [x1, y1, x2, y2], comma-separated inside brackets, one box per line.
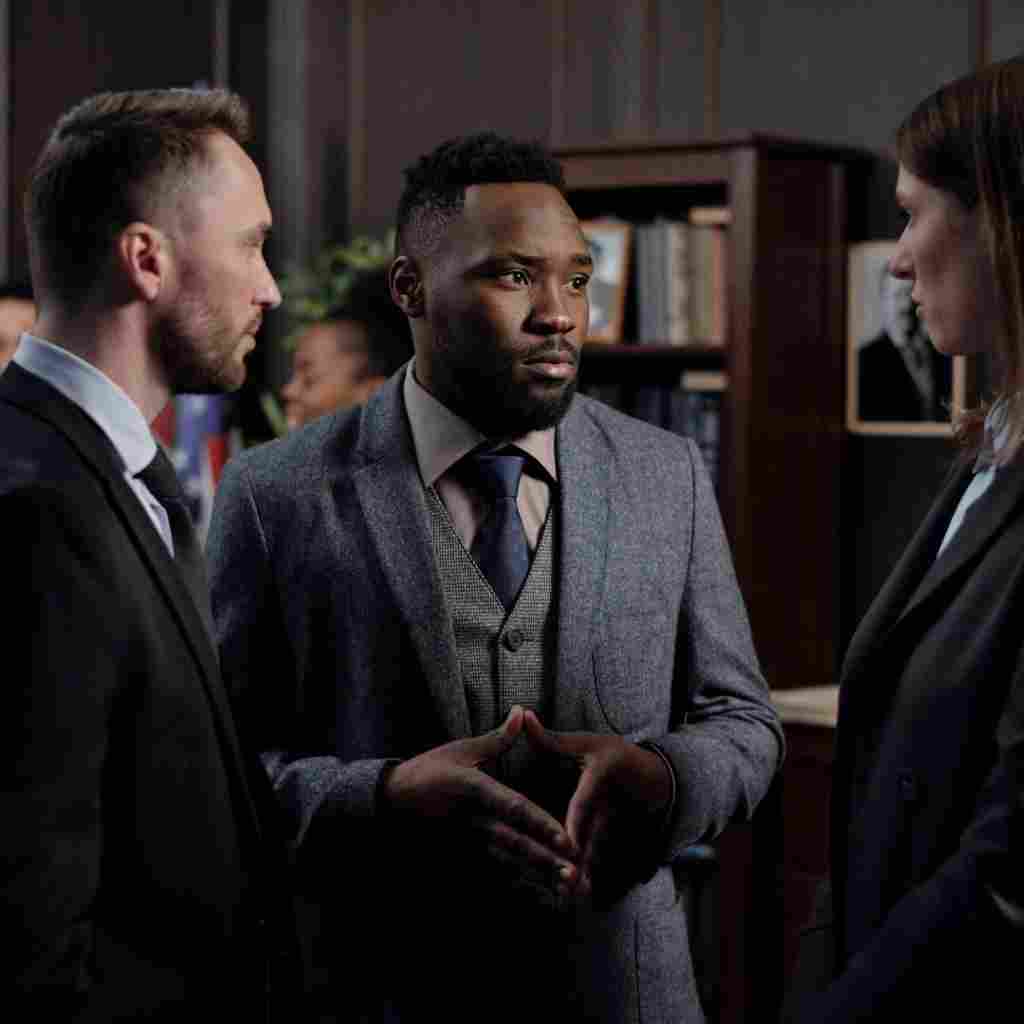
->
[209, 132, 782, 1023]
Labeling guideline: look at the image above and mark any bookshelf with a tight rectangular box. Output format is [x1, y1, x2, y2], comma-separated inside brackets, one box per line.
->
[557, 135, 861, 1024]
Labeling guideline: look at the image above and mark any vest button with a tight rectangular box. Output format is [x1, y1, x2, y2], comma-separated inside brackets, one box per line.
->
[504, 628, 525, 651]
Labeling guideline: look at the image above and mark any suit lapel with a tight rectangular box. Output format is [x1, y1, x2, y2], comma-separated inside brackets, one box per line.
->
[840, 460, 970, 695]
[348, 376, 470, 739]
[899, 455, 1024, 622]
[840, 453, 1024, 731]
[1, 364, 262, 837]
[551, 399, 611, 730]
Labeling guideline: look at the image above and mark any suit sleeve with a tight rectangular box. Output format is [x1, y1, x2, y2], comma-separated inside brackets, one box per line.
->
[0, 486, 187, 1014]
[650, 440, 785, 855]
[787, 657, 1024, 1022]
[209, 454, 391, 852]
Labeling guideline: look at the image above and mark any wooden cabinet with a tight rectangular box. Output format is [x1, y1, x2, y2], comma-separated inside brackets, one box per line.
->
[556, 138, 856, 1022]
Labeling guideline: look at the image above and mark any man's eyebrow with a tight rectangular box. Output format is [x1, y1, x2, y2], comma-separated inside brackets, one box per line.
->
[487, 250, 594, 269]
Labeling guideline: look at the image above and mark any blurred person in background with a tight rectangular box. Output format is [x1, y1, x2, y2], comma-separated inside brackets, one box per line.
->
[0, 280, 36, 372]
[281, 265, 412, 428]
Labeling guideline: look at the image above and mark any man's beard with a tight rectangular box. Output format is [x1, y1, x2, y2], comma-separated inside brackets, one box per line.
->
[451, 364, 577, 438]
[152, 304, 246, 395]
[437, 335, 579, 438]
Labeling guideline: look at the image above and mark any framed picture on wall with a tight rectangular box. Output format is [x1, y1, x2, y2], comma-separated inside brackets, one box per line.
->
[847, 240, 964, 436]
[581, 219, 631, 343]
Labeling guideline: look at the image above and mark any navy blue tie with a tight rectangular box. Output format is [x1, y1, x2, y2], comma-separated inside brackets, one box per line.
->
[462, 449, 530, 609]
[136, 446, 214, 638]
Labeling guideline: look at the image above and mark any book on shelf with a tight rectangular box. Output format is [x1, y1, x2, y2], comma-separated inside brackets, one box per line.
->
[671, 370, 725, 488]
[631, 208, 728, 347]
[585, 370, 725, 491]
[687, 206, 728, 346]
[688, 205, 732, 227]
[635, 218, 690, 345]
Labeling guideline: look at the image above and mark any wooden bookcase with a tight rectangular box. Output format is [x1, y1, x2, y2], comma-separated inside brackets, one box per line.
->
[556, 136, 860, 1024]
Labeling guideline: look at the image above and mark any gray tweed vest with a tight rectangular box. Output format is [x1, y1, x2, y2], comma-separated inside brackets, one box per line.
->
[426, 485, 557, 785]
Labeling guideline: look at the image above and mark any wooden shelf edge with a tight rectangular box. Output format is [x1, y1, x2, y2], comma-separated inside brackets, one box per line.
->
[554, 133, 872, 163]
[770, 685, 839, 728]
[582, 342, 726, 363]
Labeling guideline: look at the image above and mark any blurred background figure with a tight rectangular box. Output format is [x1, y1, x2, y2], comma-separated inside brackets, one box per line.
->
[281, 265, 411, 429]
[0, 281, 36, 372]
[857, 263, 950, 422]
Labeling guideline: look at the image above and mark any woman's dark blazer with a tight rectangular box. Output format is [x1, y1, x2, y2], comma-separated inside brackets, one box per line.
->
[789, 450, 1024, 1020]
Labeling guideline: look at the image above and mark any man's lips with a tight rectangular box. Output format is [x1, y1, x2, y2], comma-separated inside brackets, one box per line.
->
[523, 348, 578, 379]
[523, 339, 579, 366]
[525, 351, 575, 366]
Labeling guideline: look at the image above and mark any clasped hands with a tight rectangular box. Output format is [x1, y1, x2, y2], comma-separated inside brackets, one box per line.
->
[381, 706, 673, 909]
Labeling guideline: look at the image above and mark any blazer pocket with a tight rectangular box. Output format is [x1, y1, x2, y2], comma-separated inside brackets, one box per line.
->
[592, 610, 674, 735]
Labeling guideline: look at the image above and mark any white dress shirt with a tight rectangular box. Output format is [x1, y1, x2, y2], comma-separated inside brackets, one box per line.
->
[13, 333, 175, 555]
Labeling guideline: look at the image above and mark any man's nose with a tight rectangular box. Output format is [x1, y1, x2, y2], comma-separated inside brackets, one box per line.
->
[260, 262, 283, 309]
[531, 284, 575, 335]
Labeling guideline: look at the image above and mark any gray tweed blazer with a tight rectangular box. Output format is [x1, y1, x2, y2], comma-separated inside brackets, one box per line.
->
[208, 367, 782, 1023]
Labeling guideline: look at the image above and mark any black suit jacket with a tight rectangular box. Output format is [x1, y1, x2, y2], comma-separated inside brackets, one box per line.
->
[0, 363, 295, 1021]
[788, 452, 1024, 1020]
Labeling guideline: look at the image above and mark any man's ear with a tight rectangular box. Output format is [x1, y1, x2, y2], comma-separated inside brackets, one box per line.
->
[390, 255, 425, 318]
[116, 222, 169, 302]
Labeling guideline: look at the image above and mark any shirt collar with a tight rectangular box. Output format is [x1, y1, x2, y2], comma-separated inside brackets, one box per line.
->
[13, 333, 157, 475]
[986, 397, 1013, 453]
[402, 361, 558, 487]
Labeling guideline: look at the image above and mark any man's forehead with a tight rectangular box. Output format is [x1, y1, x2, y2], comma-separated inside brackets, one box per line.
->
[448, 181, 584, 248]
[177, 131, 271, 229]
[463, 181, 573, 218]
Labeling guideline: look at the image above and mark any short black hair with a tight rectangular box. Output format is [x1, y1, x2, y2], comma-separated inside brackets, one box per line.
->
[332, 266, 412, 379]
[395, 131, 565, 259]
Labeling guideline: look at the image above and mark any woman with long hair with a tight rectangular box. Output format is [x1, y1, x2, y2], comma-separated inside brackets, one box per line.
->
[786, 57, 1024, 1020]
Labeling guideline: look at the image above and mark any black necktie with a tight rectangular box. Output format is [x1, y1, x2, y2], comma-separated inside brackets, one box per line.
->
[460, 449, 530, 609]
[136, 446, 214, 638]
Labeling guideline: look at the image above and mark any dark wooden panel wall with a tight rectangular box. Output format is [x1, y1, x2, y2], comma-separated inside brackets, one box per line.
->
[2, 1, 1013, 271]
[3, 0, 221, 278]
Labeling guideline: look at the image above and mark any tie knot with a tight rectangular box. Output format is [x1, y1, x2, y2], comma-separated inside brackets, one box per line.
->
[460, 449, 526, 501]
[136, 447, 186, 504]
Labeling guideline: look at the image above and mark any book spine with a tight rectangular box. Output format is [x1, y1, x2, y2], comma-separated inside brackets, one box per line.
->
[667, 221, 691, 346]
[679, 370, 725, 490]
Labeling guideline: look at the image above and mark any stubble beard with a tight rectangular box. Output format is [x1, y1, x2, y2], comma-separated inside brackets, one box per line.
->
[153, 299, 247, 395]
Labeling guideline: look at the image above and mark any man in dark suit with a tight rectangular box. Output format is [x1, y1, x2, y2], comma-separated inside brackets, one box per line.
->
[209, 132, 783, 1023]
[0, 88, 291, 1020]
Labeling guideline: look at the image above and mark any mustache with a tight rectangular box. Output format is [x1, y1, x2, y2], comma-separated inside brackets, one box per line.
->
[523, 337, 578, 364]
